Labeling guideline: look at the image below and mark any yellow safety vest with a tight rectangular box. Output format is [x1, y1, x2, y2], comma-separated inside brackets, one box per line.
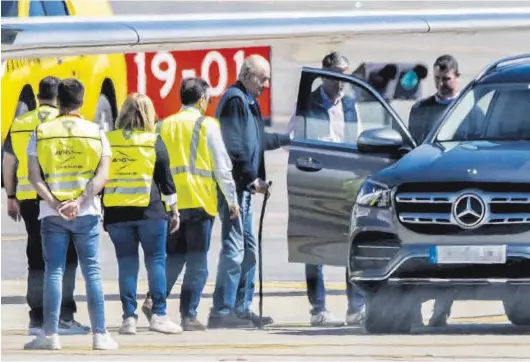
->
[159, 108, 218, 216]
[103, 129, 157, 207]
[10, 105, 59, 200]
[36, 115, 103, 201]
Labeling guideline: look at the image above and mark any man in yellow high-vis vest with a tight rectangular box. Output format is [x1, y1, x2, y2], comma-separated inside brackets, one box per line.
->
[24, 78, 118, 351]
[2, 76, 87, 336]
[141, 77, 239, 331]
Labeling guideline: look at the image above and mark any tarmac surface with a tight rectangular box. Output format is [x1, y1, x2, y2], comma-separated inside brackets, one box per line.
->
[2, 279, 530, 361]
[3, 1, 530, 360]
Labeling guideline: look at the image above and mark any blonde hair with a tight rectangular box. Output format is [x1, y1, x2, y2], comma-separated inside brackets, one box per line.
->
[115, 93, 156, 132]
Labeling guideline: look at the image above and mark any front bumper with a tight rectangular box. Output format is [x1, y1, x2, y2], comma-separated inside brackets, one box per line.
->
[348, 204, 530, 283]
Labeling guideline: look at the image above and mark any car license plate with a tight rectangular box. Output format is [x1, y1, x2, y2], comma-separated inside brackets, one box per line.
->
[431, 245, 507, 264]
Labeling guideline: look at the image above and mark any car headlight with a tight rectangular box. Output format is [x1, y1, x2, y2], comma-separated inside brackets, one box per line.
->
[356, 179, 391, 208]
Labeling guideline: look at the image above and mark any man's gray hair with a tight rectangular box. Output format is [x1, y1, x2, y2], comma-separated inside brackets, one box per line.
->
[238, 54, 270, 81]
[322, 51, 349, 70]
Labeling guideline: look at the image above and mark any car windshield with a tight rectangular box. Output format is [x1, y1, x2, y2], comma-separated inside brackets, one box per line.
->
[436, 83, 530, 142]
[1, 0, 18, 17]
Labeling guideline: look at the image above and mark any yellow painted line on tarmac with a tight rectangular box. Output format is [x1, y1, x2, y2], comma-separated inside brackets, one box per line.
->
[3, 339, 530, 354]
[1, 235, 26, 241]
[271, 314, 507, 329]
[0, 314, 510, 338]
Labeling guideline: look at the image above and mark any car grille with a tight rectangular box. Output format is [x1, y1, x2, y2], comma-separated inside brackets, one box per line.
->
[395, 182, 530, 235]
[350, 232, 401, 272]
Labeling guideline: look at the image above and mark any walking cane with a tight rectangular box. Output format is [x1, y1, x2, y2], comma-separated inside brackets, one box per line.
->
[257, 181, 272, 330]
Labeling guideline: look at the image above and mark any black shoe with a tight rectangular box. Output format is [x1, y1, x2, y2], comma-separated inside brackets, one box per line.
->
[181, 317, 207, 331]
[238, 311, 274, 327]
[207, 313, 255, 329]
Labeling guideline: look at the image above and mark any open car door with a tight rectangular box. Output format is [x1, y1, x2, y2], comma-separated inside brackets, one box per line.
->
[287, 67, 416, 267]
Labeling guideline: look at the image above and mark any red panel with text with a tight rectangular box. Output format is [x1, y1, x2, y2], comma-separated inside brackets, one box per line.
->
[125, 46, 271, 120]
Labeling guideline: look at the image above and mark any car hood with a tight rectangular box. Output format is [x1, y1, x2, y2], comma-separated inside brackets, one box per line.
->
[375, 140, 530, 185]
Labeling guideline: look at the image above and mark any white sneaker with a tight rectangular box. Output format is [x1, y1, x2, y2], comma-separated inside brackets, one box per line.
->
[310, 311, 345, 327]
[24, 334, 61, 350]
[346, 307, 366, 326]
[92, 332, 119, 350]
[119, 317, 137, 335]
[149, 314, 183, 334]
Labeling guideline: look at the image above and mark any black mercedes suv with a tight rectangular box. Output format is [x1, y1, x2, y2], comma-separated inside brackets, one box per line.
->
[348, 54, 530, 333]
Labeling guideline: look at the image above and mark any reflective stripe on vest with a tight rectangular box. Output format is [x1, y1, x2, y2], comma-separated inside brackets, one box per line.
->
[169, 116, 214, 178]
[159, 110, 218, 216]
[36, 116, 102, 201]
[103, 129, 157, 208]
[11, 106, 59, 200]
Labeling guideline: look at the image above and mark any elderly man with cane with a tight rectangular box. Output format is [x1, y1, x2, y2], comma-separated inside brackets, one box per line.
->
[208, 55, 292, 329]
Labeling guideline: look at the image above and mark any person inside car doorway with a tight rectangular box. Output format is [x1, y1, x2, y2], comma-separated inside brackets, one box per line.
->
[2, 76, 89, 336]
[285, 51, 366, 327]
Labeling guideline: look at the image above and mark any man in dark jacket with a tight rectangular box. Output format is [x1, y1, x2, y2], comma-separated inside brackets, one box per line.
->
[208, 55, 291, 328]
[409, 55, 461, 327]
[408, 54, 461, 144]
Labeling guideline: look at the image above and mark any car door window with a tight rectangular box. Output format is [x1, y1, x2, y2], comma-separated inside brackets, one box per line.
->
[42, 1, 69, 16]
[29, 0, 46, 16]
[292, 68, 413, 147]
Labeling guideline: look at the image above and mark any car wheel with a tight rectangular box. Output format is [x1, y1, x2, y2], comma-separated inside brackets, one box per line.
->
[95, 94, 114, 132]
[503, 287, 530, 326]
[364, 284, 414, 334]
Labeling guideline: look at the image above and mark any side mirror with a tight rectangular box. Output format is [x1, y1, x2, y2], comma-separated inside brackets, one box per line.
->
[357, 127, 404, 154]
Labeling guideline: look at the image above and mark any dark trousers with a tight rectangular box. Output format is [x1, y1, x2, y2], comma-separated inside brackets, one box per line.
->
[165, 216, 214, 319]
[305, 264, 365, 315]
[20, 200, 78, 324]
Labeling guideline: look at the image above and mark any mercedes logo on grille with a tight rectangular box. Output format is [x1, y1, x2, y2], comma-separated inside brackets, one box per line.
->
[452, 193, 486, 229]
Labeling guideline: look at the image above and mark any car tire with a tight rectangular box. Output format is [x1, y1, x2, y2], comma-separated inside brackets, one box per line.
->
[364, 284, 414, 334]
[503, 288, 530, 326]
[95, 94, 114, 132]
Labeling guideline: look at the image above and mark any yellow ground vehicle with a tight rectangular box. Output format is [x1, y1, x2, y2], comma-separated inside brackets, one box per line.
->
[1, 0, 128, 144]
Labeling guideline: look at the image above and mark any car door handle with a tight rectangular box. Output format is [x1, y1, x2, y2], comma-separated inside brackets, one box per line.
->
[295, 157, 322, 172]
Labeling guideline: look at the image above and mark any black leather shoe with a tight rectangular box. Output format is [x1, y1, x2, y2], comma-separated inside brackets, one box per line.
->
[207, 313, 255, 329]
[181, 317, 207, 331]
[238, 311, 274, 327]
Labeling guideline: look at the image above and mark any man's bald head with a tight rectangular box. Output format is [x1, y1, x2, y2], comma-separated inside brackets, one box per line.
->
[238, 54, 271, 97]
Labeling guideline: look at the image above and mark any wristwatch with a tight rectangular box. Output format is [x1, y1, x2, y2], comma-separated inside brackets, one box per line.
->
[7, 194, 16, 200]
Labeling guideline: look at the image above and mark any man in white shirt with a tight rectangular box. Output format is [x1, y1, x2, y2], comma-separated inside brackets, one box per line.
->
[286, 51, 366, 327]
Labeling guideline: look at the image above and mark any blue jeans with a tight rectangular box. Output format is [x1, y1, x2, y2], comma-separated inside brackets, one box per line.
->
[20, 199, 78, 324]
[305, 264, 365, 315]
[41, 215, 106, 335]
[165, 216, 213, 319]
[107, 218, 168, 319]
[212, 190, 256, 315]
